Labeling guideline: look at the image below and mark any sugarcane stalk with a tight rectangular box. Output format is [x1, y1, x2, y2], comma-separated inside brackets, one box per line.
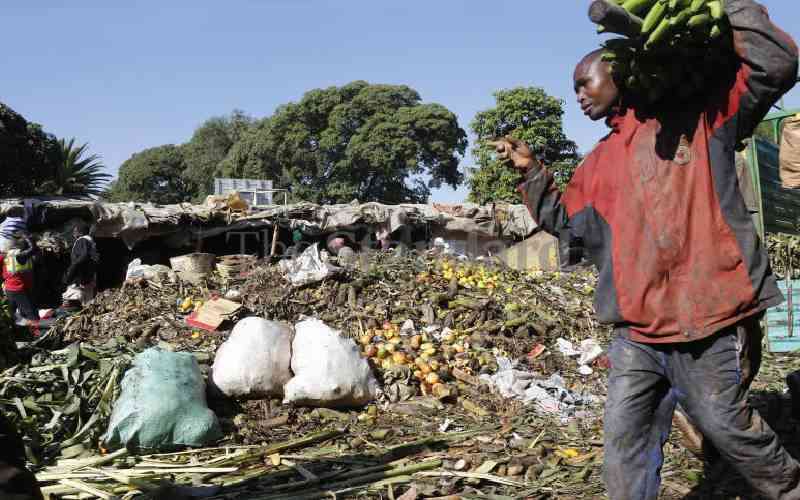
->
[251, 460, 443, 500]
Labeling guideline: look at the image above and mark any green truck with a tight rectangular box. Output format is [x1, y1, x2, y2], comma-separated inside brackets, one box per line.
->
[746, 109, 800, 351]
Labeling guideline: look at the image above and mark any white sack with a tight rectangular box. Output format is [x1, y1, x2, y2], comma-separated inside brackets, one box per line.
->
[283, 318, 378, 408]
[211, 317, 293, 399]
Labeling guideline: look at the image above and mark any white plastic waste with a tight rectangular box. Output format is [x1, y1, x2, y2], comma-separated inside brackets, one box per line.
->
[125, 258, 147, 281]
[556, 337, 604, 376]
[578, 339, 603, 367]
[400, 319, 416, 336]
[556, 338, 581, 357]
[283, 318, 378, 409]
[125, 259, 177, 284]
[210, 318, 293, 399]
[481, 357, 597, 418]
[279, 245, 340, 286]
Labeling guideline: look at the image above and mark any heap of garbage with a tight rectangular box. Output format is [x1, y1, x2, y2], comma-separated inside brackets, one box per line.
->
[10, 245, 789, 498]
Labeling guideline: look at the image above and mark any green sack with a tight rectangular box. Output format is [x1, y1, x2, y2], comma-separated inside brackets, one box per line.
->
[103, 348, 221, 450]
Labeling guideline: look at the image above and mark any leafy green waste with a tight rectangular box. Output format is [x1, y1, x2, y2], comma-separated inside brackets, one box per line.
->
[0, 342, 131, 464]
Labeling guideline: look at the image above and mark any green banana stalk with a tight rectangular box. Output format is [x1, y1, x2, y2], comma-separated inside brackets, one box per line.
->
[590, 0, 733, 106]
[646, 17, 672, 47]
[708, 1, 724, 20]
[621, 0, 659, 16]
[642, 1, 668, 33]
[688, 13, 712, 27]
[669, 8, 694, 27]
[688, 0, 706, 13]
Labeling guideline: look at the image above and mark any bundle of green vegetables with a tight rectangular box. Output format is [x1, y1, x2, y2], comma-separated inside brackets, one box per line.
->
[589, 0, 735, 104]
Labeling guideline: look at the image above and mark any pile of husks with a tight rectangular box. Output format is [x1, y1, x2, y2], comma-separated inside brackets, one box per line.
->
[3, 247, 795, 498]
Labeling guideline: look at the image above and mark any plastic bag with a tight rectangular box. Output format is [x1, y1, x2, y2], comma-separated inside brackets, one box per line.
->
[104, 348, 221, 450]
[480, 357, 597, 418]
[210, 318, 293, 399]
[279, 245, 339, 286]
[125, 258, 147, 281]
[125, 259, 176, 283]
[283, 318, 378, 409]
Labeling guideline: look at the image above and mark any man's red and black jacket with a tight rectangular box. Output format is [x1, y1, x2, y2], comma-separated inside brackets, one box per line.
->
[520, 0, 798, 344]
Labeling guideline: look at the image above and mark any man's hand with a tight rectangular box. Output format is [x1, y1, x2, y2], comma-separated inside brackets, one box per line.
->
[486, 137, 539, 173]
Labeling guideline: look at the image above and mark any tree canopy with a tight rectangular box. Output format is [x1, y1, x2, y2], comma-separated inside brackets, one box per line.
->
[0, 103, 60, 198]
[219, 81, 468, 204]
[39, 138, 111, 197]
[467, 87, 579, 205]
[182, 110, 254, 201]
[106, 145, 191, 205]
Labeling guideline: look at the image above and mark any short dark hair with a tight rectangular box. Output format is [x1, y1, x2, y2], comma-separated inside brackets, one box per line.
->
[579, 48, 605, 67]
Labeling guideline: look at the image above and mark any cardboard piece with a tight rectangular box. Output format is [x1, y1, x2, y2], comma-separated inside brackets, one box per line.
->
[186, 298, 242, 331]
[780, 118, 800, 189]
[497, 231, 560, 272]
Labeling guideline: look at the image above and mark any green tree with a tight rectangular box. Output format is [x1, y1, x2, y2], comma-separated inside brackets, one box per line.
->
[182, 110, 254, 201]
[468, 87, 579, 205]
[0, 103, 60, 197]
[220, 81, 468, 204]
[107, 145, 192, 204]
[39, 138, 111, 197]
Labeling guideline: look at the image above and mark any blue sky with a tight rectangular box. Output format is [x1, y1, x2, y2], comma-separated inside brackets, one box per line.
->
[3, 1, 799, 203]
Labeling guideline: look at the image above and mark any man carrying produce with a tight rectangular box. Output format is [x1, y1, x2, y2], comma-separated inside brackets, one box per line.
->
[490, 0, 798, 498]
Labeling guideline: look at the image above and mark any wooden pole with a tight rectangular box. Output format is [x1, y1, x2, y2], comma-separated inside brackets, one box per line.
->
[270, 223, 279, 257]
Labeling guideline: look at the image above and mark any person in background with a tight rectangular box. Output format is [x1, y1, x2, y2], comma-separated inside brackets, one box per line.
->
[284, 229, 305, 258]
[62, 221, 99, 308]
[0, 215, 27, 253]
[0, 233, 38, 324]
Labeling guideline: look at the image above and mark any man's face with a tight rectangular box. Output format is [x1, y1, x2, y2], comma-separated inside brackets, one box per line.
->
[573, 53, 619, 121]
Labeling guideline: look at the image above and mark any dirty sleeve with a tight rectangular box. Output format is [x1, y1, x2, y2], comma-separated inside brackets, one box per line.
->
[716, 0, 799, 142]
[517, 164, 586, 244]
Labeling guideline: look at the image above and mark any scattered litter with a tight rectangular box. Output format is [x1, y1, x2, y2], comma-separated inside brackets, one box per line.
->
[278, 244, 340, 286]
[556, 337, 581, 357]
[578, 338, 603, 366]
[557, 337, 603, 375]
[481, 357, 597, 418]
[186, 298, 242, 331]
[125, 259, 177, 284]
[400, 319, 416, 335]
[224, 289, 243, 302]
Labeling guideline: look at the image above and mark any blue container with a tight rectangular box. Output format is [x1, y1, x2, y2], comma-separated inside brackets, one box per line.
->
[766, 279, 800, 353]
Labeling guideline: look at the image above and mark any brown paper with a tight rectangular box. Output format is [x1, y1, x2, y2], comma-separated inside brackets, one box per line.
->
[780, 118, 800, 189]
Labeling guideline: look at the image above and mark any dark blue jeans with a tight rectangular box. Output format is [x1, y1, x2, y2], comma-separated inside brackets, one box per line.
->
[603, 320, 800, 500]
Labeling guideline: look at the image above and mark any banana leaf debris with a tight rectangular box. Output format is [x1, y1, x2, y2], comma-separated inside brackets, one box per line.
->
[1, 248, 798, 499]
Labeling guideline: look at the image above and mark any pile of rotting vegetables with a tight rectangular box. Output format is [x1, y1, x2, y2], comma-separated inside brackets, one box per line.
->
[0, 247, 797, 499]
